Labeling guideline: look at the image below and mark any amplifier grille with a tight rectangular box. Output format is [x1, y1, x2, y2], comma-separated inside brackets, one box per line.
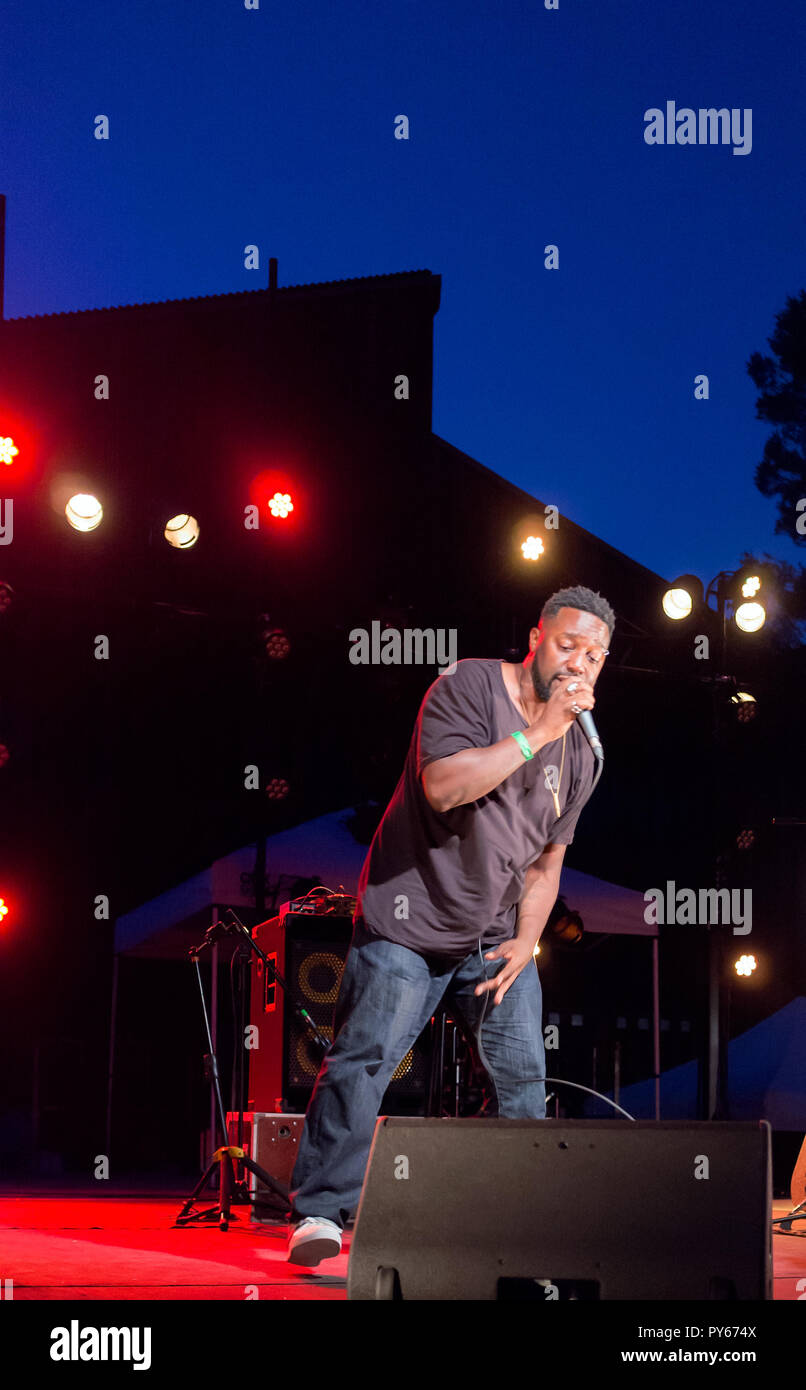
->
[286, 933, 427, 1093]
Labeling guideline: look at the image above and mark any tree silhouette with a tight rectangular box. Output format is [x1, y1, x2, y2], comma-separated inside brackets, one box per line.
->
[747, 289, 806, 545]
[735, 551, 806, 648]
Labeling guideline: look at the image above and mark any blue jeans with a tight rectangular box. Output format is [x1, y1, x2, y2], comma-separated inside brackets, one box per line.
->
[289, 918, 547, 1228]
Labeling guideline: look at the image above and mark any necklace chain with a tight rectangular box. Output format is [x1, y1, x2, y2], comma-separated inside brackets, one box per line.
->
[536, 732, 566, 819]
[509, 665, 566, 818]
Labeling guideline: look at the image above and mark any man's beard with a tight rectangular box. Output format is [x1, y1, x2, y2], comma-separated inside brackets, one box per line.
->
[530, 662, 557, 704]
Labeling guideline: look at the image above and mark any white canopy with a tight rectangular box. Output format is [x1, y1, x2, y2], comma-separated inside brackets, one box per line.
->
[113, 806, 656, 958]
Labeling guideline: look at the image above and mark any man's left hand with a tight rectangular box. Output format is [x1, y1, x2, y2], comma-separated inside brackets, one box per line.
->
[474, 939, 536, 1006]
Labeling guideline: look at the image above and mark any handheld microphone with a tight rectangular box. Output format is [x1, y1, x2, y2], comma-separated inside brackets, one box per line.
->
[576, 708, 604, 762]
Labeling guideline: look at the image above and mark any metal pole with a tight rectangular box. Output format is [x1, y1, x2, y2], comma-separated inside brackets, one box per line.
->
[706, 925, 721, 1119]
[31, 1040, 40, 1153]
[652, 935, 660, 1119]
[255, 836, 266, 916]
[716, 958, 731, 1120]
[105, 953, 120, 1158]
[714, 571, 728, 673]
[704, 574, 727, 1118]
[209, 928, 219, 1164]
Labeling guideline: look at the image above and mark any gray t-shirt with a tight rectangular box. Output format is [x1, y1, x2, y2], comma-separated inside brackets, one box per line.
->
[355, 657, 595, 959]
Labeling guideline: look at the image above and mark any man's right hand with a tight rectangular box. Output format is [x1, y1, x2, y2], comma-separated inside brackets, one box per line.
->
[527, 674, 595, 746]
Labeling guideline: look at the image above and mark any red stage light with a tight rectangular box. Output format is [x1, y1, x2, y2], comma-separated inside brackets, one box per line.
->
[268, 491, 294, 519]
[263, 629, 290, 659]
[0, 898, 9, 922]
[247, 467, 304, 534]
[0, 405, 40, 485]
[0, 436, 19, 466]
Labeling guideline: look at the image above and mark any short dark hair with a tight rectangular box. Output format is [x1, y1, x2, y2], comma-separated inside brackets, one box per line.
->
[540, 585, 616, 642]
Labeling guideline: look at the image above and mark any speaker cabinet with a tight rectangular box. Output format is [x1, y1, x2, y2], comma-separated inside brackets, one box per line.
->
[248, 913, 429, 1113]
[347, 1117, 773, 1300]
[226, 1111, 303, 1219]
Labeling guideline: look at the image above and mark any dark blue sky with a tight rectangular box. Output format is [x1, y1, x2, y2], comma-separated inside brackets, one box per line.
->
[1, 0, 804, 588]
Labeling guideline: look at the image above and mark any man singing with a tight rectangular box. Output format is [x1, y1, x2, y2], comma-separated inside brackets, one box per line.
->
[286, 584, 615, 1265]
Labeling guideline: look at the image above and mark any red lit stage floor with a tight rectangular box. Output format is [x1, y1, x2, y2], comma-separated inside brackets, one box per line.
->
[0, 1193, 348, 1301]
[0, 1191, 804, 1301]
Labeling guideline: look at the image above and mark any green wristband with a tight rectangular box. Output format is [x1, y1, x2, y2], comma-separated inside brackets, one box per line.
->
[510, 730, 534, 761]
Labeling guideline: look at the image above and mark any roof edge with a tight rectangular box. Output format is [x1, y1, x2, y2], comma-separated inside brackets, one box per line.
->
[431, 433, 667, 586]
[2, 268, 440, 324]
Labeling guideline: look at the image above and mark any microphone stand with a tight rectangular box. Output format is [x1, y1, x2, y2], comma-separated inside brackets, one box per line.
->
[174, 921, 286, 1230]
[222, 905, 334, 1096]
[175, 910, 333, 1231]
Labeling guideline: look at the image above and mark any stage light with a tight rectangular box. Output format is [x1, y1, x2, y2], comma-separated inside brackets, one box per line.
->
[164, 514, 200, 549]
[0, 744, 9, 768]
[736, 705, 757, 724]
[661, 574, 703, 621]
[266, 778, 290, 800]
[0, 582, 13, 615]
[0, 437, 18, 466]
[0, 898, 8, 922]
[258, 613, 291, 659]
[662, 588, 693, 620]
[249, 470, 301, 527]
[521, 536, 544, 561]
[741, 575, 761, 598]
[264, 628, 290, 660]
[736, 829, 755, 851]
[730, 690, 757, 724]
[65, 494, 103, 532]
[734, 954, 757, 978]
[268, 492, 294, 519]
[734, 601, 765, 633]
[545, 897, 584, 945]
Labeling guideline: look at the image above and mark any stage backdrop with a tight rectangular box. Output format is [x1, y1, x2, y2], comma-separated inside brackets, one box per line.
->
[587, 996, 806, 1128]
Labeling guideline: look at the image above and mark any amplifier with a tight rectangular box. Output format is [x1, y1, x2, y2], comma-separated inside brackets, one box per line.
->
[225, 1111, 304, 1221]
[247, 912, 429, 1113]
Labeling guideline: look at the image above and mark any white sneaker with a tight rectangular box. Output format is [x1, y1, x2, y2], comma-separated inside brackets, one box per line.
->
[287, 1216, 343, 1266]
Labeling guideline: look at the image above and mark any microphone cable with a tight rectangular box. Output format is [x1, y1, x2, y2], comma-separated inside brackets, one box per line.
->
[474, 936, 493, 1052]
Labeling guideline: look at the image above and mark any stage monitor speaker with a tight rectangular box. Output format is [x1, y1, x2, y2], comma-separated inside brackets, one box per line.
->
[226, 1111, 303, 1220]
[347, 1117, 773, 1301]
[248, 913, 429, 1113]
